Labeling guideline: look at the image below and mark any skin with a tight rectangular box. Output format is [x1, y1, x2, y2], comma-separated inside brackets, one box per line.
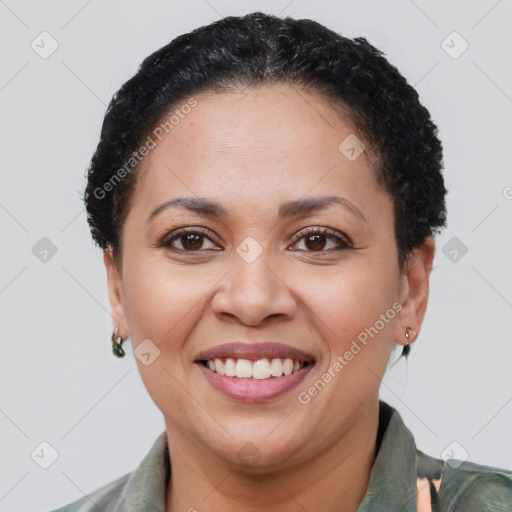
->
[104, 84, 434, 512]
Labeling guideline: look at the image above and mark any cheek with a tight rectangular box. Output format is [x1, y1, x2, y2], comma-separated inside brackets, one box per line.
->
[122, 258, 214, 345]
[121, 259, 210, 415]
[308, 258, 399, 344]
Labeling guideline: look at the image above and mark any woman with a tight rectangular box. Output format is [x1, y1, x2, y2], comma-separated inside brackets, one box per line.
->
[52, 12, 512, 512]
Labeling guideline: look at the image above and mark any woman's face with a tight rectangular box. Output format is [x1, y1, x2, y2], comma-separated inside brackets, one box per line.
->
[105, 84, 433, 470]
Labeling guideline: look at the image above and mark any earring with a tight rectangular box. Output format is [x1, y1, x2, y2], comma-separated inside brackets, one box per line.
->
[389, 326, 416, 368]
[112, 327, 125, 358]
[402, 326, 416, 359]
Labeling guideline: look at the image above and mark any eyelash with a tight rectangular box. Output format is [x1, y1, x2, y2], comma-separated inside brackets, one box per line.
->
[156, 226, 353, 254]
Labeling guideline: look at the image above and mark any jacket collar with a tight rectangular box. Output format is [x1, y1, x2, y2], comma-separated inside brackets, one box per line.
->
[112, 429, 170, 512]
[356, 401, 419, 511]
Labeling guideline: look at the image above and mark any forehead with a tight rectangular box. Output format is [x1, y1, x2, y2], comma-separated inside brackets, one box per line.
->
[129, 84, 388, 223]
[157, 85, 363, 161]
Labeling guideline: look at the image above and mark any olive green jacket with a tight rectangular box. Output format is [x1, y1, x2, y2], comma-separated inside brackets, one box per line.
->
[51, 401, 512, 511]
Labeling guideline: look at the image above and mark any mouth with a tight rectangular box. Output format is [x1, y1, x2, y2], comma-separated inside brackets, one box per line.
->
[194, 342, 317, 402]
[197, 357, 315, 379]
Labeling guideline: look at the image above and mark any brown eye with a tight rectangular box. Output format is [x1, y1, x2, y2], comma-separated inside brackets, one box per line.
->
[179, 233, 205, 251]
[158, 227, 220, 252]
[290, 227, 352, 253]
[304, 234, 328, 251]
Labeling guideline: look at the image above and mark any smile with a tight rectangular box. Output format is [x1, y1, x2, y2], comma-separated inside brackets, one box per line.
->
[193, 341, 317, 402]
[200, 357, 313, 379]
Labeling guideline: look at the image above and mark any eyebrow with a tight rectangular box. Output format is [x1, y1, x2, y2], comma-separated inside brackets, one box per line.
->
[147, 196, 367, 223]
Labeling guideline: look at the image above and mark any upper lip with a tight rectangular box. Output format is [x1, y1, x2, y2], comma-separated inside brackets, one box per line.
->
[194, 342, 316, 362]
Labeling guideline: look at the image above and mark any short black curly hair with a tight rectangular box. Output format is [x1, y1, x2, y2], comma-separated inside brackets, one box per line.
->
[84, 11, 447, 270]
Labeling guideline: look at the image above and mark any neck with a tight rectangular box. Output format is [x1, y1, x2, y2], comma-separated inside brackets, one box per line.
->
[165, 399, 380, 512]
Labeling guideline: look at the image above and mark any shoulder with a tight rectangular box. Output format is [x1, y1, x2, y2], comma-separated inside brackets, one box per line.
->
[441, 458, 512, 510]
[417, 448, 512, 511]
[49, 471, 131, 512]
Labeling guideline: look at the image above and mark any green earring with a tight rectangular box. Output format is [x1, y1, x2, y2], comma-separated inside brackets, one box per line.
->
[112, 327, 125, 358]
[389, 326, 415, 368]
[401, 326, 415, 361]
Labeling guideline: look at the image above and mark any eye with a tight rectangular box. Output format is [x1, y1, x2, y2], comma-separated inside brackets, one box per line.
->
[156, 226, 353, 254]
[157, 227, 220, 252]
[289, 226, 353, 252]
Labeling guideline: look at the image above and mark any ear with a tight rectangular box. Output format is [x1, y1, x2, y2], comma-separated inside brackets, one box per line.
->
[393, 236, 435, 346]
[103, 246, 129, 340]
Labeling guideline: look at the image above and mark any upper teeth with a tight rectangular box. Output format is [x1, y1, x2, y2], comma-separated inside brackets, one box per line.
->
[206, 357, 305, 379]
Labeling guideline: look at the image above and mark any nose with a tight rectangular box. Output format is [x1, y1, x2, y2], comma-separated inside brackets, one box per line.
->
[211, 249, 297, 327]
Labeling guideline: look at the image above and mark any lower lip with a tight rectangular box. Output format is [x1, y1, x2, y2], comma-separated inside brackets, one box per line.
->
[196, 362, 314, 402]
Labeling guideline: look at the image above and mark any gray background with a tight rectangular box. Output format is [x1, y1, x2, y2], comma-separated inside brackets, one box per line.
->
[1, 1, 511, 511]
